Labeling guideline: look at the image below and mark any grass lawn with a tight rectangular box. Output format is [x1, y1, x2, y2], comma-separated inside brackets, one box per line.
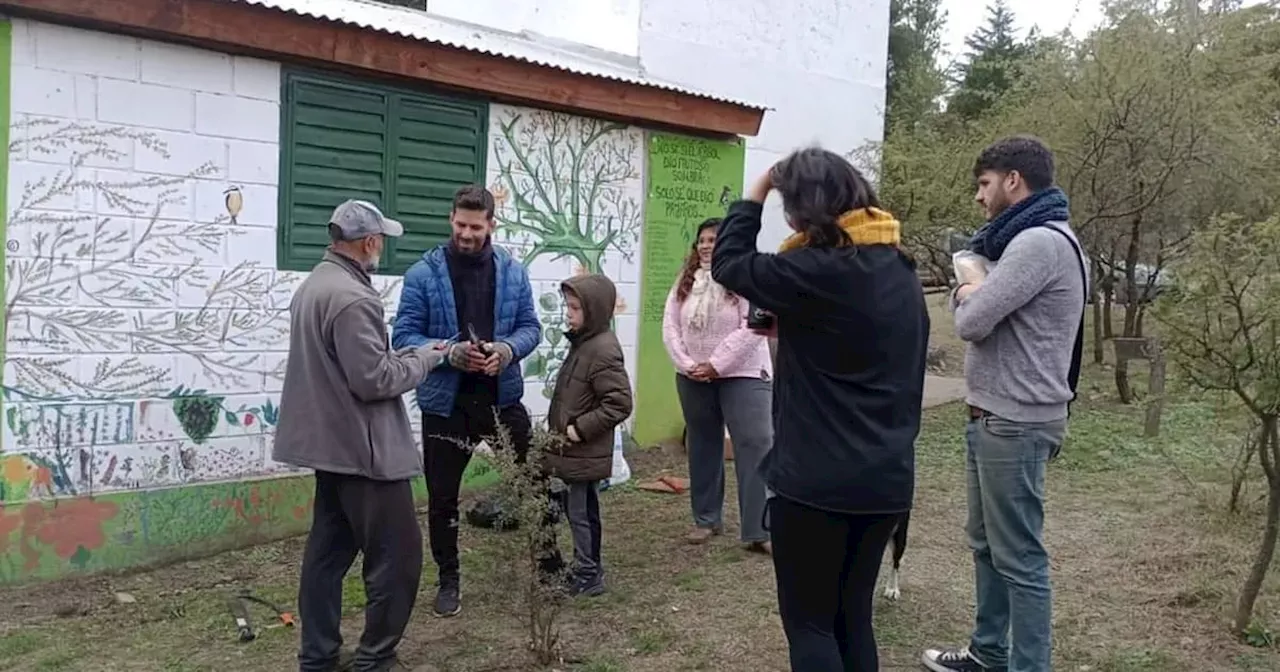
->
[0, 300, 1277, 670]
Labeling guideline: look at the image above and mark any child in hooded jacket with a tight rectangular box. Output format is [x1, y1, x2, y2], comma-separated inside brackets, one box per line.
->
[545, 273, 634, 597]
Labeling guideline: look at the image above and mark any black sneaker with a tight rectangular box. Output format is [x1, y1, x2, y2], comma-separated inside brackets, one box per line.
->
[570, 573, 606, 598]
[434, 578, 461, 618]
[921, 646, 1006, 672]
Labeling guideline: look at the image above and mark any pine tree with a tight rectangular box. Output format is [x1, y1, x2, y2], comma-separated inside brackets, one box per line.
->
[886, 0, 948, 129]
[947, 0, 1029, 120]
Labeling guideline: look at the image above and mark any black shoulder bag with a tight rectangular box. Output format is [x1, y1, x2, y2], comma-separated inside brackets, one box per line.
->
[1041, 226, 1089, 409]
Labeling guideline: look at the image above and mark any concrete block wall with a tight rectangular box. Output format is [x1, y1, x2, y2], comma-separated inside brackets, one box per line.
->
[3, 20, 301, 501]
[1, 21, 641, 513]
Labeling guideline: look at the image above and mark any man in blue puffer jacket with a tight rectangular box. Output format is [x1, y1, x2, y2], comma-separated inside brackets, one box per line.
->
[391, 184, 541, 618]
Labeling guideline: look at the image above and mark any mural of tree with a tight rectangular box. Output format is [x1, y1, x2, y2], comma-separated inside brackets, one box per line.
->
[490, 108, 642, 272]
[486, 107, 642, 397]
[521, 291, 571, 399]
[4, 119, 294, 399]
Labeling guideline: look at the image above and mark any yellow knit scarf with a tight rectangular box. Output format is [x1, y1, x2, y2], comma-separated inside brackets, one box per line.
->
[777, 208, 902, 252]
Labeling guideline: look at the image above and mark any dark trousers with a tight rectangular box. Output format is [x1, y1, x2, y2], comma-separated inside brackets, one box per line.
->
[553, 480, 603, 579]
[769, 496, 903, 672]
[675, 375, 774, 542]
[421, 399, 532, 581]
[298, 471, 423, 672]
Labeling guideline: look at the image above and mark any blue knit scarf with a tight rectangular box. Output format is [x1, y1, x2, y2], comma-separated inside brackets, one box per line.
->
[968, 187, 1071, 261]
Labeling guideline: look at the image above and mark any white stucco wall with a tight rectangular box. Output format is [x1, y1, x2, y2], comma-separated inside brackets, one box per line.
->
[637, 0, 891, 251]
[428, 0, 642, 56]
[419, 0, 891, 252]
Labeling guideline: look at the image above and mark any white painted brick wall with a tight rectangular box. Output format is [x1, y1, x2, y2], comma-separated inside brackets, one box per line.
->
[638, 0, 890, 251]
[2, 19, 645, 500]
[3, 20, 291, 495]
[140, 41, 235, 94]
[32, 22, 140, 80]
[98, 79, 196, 131]
[196, 93, 279, 141]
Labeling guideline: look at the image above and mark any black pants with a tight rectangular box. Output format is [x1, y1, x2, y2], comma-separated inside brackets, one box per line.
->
[769, 496, 903, 672]
[422, 399, 532, 580]
[298, 471, 423, 672]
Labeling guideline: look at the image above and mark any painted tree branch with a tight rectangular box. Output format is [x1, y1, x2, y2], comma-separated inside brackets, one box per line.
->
[5, 120, 285, 398]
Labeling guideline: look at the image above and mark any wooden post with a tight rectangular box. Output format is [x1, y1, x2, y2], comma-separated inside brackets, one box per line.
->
[1113, 337, 1166, 437]
[1144, 337, 1166, 438]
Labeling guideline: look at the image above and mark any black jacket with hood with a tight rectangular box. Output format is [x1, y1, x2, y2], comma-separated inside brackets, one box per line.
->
[711, 200, 929, 514]
[545, 274, 634, 482]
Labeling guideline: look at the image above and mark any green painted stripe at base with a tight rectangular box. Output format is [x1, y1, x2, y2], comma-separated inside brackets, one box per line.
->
[0, 458, 498, 585]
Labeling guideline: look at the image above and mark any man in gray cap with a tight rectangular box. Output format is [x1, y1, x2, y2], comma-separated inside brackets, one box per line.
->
[274, 199, 445, 672]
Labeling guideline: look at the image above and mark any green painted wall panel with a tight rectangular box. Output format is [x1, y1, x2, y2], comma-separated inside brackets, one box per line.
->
[633, 132, 745, 446]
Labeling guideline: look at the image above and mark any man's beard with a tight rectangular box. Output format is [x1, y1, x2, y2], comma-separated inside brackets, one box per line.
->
[364, 256, 380, 272]
[453, 236, 488, 254]
[986, 194, 1011, 221]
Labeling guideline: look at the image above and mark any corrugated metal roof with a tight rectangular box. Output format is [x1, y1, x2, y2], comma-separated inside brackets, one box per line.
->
[229, 0, 768, 110]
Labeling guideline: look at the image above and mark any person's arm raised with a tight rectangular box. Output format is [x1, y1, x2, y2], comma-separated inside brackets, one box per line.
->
[709, 200, 808, 317]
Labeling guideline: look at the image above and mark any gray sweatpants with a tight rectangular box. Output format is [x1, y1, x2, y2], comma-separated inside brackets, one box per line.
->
[675, 375, 774, 543]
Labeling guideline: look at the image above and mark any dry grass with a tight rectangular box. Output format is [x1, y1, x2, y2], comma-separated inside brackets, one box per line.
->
[0, 301, 1276, 670]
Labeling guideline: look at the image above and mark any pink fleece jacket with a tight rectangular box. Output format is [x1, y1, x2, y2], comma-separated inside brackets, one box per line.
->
[662, 284, 773, 380]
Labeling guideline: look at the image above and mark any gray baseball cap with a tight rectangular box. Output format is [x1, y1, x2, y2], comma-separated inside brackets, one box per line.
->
[329, 200, 404, 239]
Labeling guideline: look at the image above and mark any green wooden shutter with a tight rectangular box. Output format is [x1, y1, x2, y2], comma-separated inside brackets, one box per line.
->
[279, 74, 390, 271]
[386, 93, 488, 274]
[278, 71, 488, 275]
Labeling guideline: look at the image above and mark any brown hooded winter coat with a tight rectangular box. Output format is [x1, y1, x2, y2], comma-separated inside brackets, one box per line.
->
[544, 274, 634, 482]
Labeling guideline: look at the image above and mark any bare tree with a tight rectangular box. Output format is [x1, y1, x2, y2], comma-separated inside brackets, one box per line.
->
[1154, 214, 1280, 636]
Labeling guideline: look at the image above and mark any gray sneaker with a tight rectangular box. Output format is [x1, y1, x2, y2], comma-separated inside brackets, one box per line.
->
[434, 578, 461, 618]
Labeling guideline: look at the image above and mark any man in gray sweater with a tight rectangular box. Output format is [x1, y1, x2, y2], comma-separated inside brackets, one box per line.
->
[923, 137, 1088, 672]
[274, 200, 446, 672]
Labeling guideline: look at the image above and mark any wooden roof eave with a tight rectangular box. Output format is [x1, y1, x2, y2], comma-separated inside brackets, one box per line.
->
[0, 0, 766, 138]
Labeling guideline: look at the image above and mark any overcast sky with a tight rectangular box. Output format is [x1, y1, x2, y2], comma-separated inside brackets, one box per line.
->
[940, 0, 1106, 64]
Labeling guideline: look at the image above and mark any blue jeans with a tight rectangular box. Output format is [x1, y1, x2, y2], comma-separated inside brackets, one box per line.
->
[966, 414, 1065, 672]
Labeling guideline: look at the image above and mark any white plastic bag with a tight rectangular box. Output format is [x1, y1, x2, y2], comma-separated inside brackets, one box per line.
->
[952, 250, 992, 286]
[600, 427, 631, 491]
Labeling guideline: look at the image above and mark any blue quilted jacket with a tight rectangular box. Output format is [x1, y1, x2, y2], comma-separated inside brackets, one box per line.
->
[391, 245, 542, 416]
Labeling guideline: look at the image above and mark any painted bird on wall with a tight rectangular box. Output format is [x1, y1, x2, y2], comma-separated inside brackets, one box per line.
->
[224, 186, 244, 225]
[719, 185, 732, 206]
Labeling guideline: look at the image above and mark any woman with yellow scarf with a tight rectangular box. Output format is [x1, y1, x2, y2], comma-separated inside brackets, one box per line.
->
[710, 148, 930, 672]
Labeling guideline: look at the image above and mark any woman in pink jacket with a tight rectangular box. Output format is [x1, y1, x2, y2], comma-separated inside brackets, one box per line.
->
[663, 217, 775, 552]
